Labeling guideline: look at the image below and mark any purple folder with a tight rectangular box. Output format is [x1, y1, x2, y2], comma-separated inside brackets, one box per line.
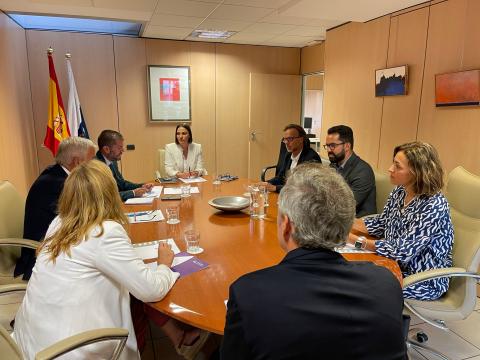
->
[171, 251, 209, 277]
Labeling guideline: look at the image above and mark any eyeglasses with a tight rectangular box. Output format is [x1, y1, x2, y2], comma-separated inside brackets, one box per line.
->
[323, 142, 345, 150]
[282, 136, 302, 143]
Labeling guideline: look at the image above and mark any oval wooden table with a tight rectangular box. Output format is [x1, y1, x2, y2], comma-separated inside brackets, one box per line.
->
[126, 177, 402, 335]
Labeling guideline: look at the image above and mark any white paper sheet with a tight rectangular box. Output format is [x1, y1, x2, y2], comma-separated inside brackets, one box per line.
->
[146, 255, 193, 270]
[125, 197, 154, 205]
[126, 209, 164, 224]
[179, 177, 207, 184]
[163, 187, 200, 195]
[142, 186, 163, 198]
[133, 238, 180, 260]
[335, 243, 374, 254]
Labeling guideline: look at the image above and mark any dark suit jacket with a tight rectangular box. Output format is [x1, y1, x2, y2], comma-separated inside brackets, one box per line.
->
[96, 151, 143, 201]
[268, 142, 321, 192]
[14, 164, 67, 280]
[331, 152, 376, 217]
[221, 247, 406, 360]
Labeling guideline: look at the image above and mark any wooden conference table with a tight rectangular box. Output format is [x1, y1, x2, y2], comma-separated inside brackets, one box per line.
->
[126, 176, 402, 335]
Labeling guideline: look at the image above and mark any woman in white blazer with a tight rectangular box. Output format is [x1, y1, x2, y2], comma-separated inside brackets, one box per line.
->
[13, 161, 183, 359]
[165, 124, 206, 178]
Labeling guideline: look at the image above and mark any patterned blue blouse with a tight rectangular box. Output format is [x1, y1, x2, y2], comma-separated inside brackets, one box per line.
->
[364, 186, 454, 300]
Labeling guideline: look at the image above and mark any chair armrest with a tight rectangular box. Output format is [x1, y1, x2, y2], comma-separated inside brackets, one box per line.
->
[0, 238, 39, 250]
[402, 267, 471, 289]
[0, 283, 27, 295]
[35, 328, 129, 360]
[261, 165, 276, 182]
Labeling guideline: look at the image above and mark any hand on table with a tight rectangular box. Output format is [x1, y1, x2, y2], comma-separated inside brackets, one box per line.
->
[132, 187, 149, 197]
[142, 183, 155, 191]
[256, 181, 276, 192]
[157, 242, 174, 267]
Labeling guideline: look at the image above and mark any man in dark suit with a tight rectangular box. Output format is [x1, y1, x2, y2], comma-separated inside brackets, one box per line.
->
[14, 137, 96, 280]
[326, 125, 376, 217]
[96, 130, 153, 201]
[263, 124, 321, 192]
[221, 164, 406, 360]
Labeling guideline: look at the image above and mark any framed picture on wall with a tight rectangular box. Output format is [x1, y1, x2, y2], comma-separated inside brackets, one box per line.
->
[375, 65, 408, 96]
[147, 65, 191, 121]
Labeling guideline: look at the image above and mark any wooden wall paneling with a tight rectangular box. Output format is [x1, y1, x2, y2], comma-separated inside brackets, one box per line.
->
[0, 12, 37, 195]
[117, 39, 216, 182]
[322, 18, 390, 167]
[26, 30, 118, 172]
[300, 42, 325, 74]
[305, 75, 323, 90]
[377, 7, 429, 171]
[215, 44, 300, 178]
[417, 0, 480, 174]
[113, 36, 151, 182]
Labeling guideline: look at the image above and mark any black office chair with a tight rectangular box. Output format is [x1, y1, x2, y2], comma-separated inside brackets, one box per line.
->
[261, 141, 287, 182]
[260, 137, 318, 181]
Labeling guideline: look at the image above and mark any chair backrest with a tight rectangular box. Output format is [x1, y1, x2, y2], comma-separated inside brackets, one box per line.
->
[443, 166, 480, 316]
[0, 324, 22, 359]
[157, 149, 166, 178]
[373, 169, 394, 213]
[0, 181, 25, 275]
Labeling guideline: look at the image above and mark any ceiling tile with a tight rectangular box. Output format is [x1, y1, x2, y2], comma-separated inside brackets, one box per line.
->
[223, 0, 291, 8]
[303, 18, 344, 28]
[259, 13, 310, 25]
[242, 22, 295, 35]
[144, 25, 192, 39]
[278, 0, 427, 22]
[93, 0, 156, 12]
[197, 18, 252, 32]
[149, 13, 203, 27]
[284, 25, 325, 37]
[154, 0, 218, 17]
[262, 34, 313, 47]
[228, 31, 276, 42]
[30, 0, 92, 5]
[209, 4, 273, 22]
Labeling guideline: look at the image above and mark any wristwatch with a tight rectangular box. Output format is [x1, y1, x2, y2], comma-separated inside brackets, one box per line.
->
[354, 236, 367, 250]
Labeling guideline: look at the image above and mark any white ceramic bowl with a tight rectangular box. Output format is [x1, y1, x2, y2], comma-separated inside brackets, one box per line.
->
[208, 196, 250, 212]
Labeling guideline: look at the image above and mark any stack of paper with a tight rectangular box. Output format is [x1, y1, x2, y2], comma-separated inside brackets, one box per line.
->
[133, 238, 180, 259]
[163, 187, 200, 195]
[125, 197, 154, 205]
[143, 186, 163, 198]
[179, 177, 207, 184]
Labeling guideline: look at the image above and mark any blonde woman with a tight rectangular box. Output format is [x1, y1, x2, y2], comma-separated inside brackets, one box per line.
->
[349, 142, 454, 301]
[13, 160, 179, 359]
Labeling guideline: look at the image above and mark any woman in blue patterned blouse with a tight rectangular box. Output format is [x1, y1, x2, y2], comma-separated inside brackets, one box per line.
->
[348, 142, 454, 300]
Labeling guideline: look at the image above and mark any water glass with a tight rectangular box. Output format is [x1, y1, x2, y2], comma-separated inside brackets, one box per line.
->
[258, 185, 269, 207]
[184, 229, 203, 254]
[166, 206, 180, 224]
[181, 184, 191, 198]
[248, 185, 266, 219]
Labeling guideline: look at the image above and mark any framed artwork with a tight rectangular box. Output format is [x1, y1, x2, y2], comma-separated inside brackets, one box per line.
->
[375, 65, 408, 96]
[147, 65, 191, 121]
[435, 70, 480, 107]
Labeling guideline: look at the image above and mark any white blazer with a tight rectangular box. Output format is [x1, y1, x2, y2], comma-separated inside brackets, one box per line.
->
[13, 218, 179, 360]
[164, 142, 206, 177]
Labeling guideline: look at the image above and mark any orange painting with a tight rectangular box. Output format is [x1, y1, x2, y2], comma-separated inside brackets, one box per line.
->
[435, 70, 480, 106]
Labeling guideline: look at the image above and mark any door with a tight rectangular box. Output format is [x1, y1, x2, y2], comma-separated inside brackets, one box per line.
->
[248, 73, 302, 180]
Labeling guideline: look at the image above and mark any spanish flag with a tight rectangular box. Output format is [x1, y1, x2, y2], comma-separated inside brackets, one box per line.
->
[43, 48, 70, 155]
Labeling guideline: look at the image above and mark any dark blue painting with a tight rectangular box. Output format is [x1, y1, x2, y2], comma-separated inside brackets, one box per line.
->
[375, 65, 408, 97]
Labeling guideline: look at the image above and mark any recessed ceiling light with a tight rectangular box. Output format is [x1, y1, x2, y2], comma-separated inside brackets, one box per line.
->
[190, 29, 236, 39]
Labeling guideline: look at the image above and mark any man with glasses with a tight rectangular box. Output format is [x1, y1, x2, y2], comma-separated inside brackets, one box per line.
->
[262, 124, 321, 192]
[96, 130, 154, 201]
[325, 125, 376, 217]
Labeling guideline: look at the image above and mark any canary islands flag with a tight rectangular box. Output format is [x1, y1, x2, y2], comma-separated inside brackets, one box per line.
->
[66, 55, 89, 138]
[43, 49, 70, 155]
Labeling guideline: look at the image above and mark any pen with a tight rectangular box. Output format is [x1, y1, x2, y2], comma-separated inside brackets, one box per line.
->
[127, 211, 149, 217]
[188, 166, 191, 178]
